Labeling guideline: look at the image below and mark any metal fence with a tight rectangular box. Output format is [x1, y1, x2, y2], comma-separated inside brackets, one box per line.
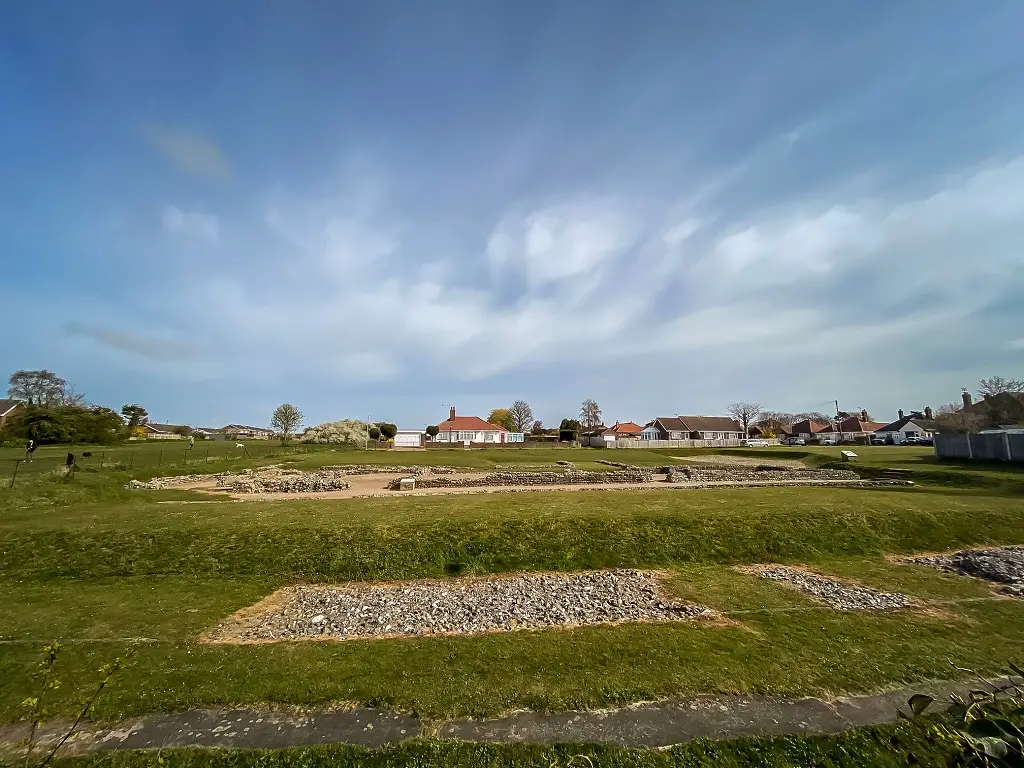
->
[2, 442, 315, 488]
[934, 432, 1024, 463]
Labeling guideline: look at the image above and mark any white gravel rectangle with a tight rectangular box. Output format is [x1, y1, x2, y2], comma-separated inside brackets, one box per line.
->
[206, 570, 714, 643]
[742, 565, 916, 611]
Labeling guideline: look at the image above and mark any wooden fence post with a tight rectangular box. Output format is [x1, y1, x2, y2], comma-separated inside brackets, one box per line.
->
[9, 460, 22, 489]
[158, 450, 163, 468]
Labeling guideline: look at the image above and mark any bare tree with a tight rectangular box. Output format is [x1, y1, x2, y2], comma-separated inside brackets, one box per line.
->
[756, 411, 795, 435]
[978, 375, 1024, 398]
[726, 402, 762, 436]
[531, 419, 544, 434]
[934, 402, 986, 433]
[271, 403, 303, 443]
[508, 400, 534, 433]
[794, 411, 831, 424]
[8, 369, 84, 407]
[579, 398, 602, 431]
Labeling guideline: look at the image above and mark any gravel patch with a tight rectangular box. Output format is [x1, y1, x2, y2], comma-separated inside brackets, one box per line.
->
[907, 546, 1024, 598]
[747, 566, 916, 611]
[206, 570, 713, 642]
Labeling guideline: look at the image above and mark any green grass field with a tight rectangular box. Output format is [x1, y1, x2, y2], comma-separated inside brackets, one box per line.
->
[2, 443, 1024, 765]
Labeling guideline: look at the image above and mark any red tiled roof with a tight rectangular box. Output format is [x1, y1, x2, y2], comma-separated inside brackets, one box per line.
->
[437, 416, 507, 432]
[790, 419, 829, 434]
[603, 421, 644, 436]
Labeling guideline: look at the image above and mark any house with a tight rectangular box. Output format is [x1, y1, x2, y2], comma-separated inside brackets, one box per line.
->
[0, 399, 26, 429]
[144, 423, 190, 440]
[194, 427, 226, 440]
[641, 416, 744, 441]
[817, 417, 887, 444]
[598, 421, 644, 446]
[221, 424, 276, 440]
[433, 407, 524, 444]
[874, 408, 937, 444]
[786, 419, 830, 441]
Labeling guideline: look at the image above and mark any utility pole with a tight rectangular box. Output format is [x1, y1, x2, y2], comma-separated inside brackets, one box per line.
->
[835, 400, 843, 445]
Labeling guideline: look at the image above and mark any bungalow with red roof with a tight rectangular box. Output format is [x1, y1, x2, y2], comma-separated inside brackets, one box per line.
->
[818, 417, 887, 444]
[597, 421, 645, 446]
[433, 407, 524, 444]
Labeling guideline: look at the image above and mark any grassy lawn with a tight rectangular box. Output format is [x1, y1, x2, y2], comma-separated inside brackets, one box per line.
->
[2, 442, 1023, 742]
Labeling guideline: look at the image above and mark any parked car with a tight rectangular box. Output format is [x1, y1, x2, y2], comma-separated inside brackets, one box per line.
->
[870, 436, 887, 445]
[742, 439, 770, 447]
[781, 437, 806, 446]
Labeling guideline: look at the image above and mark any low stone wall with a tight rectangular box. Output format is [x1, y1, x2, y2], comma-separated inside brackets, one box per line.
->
[321, 465, 456, 476]
[215, 468, 352, 493]
[597, 459, 634, 469]
[390, 469, 653, 490]
[665, 466, 860, 483]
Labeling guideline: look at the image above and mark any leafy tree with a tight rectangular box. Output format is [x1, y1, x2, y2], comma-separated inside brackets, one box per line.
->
[368, 426, 381, 440]
[120, 404, 149, 431]
[727, 402, 762, 435]
[378, 423, 397, 440]
[559, 418, 581, 442]
[978, 375, 1024, 398]
[425, 425, 439, 440]
[508, 400, 534, 433]
[8, 370, 84, 407]
[9, 404, 122, 445]
[578, 398, 602, 431]
[531, 419, 544, 434]
[271, 403, 303, 443]
[487, 408, 515, 431]
[172, 425, 192, 437]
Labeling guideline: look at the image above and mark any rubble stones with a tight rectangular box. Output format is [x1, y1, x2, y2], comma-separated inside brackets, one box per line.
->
[215, 468, 352, 493]
[665, 466, 860, 483]
[908, 546, 1024, 598]
[206, 570, 713, 642]
[750, 566, 916, 611]
[389, 469, 653, 490]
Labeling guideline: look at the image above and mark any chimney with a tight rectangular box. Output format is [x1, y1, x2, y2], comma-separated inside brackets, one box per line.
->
[925, 406, 933, 420]
[962, 392, 973, 409]
[898, 409, 904, 420]
[861, 409, 869, 421]
[449, 406, 456, 420]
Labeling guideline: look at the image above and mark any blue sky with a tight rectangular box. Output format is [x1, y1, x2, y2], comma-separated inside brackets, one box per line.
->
[2, 0, 1023, 430]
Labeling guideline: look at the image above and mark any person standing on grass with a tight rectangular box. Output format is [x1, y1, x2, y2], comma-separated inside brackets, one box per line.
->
[25, 438, 36, 462]
[189, 435, 195, 450]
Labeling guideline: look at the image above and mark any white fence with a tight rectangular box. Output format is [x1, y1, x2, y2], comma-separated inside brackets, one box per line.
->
[616, 439, 745, 449]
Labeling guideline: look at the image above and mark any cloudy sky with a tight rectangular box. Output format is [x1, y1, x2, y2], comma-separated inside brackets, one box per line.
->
[2, 0, 1023, 429]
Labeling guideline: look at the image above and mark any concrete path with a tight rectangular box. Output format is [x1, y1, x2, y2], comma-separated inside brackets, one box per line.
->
[2, 678, 1016, 754]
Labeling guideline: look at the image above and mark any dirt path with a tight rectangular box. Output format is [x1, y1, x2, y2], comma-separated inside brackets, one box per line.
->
[1, 678, 1017, 752]
[173, 473, 881, 501]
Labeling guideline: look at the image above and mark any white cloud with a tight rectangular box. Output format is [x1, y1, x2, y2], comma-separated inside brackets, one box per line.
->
[487, 201, 638, 289]
[134, 155, 1024, 401]
[162, 206, 219, 241]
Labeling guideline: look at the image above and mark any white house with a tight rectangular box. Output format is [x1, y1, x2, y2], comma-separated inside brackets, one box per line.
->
[874, 410, 937, 444]
[641, 416, 744, 441]
[433, 407, 524, 444]
[222, 424, 276, 440]
[144, 423, 189, 440]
